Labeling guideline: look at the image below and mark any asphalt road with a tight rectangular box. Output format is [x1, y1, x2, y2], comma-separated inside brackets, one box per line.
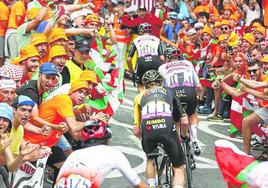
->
[101, 78, 246, 188]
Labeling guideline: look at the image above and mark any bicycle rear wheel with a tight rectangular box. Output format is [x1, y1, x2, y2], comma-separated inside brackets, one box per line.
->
[183, 142, 192, 188]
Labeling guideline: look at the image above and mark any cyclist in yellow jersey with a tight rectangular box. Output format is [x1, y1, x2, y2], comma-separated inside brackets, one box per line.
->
[133, 70, 188, 188]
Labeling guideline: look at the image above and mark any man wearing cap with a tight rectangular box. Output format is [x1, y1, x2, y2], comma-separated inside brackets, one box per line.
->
[17, 62, 59, 106]
[65, 36, 91, 83]
[11, 95, 36, 156]
[30, 33, 49, 63]
[0, 79, 17, 106]
[194, 22, 204, 35]
[18, 44, 40, 85]
[84, 14, 117, 45]
[160, 12, 181, 41]
[70, 9, 92, 28]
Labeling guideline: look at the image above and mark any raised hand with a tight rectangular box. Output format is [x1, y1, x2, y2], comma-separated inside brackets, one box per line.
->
[0, 134, 12, 153]
[40, 126, 52, 136]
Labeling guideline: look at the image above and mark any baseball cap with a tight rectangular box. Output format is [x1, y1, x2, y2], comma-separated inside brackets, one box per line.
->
[69, 80, 89, 94]
[0, 103, 13, 123]
[186, 28, 197, 36]
[167, 12, 178, 20]
[12, 95, 35, 108]
[194, 22, 204, 29]
[75, 36, 91, 52]
[70, 9, 93, 21]
[0, 80, 16, 90]
[19, 44, 40, 62]
[48, 45, 68, 61]
[39, 62, 59, 75]
[30, 33, 48, 46]
[62, 0, 74, 4]
[79, 70, 98, 84]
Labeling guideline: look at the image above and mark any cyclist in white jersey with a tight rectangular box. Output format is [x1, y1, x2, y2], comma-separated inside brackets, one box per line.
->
[55, 144, 147, 188]
[127, 22, 165, 92]
[158, 47, 202, 156]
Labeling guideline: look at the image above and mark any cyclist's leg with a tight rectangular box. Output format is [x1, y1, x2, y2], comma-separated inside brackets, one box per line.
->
[141, 136, 157, 187]
[161, 130, 185, 187]
[172, 166, 184, 188]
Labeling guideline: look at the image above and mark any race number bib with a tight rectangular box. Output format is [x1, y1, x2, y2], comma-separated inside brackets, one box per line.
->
[55, 174, 92, 188]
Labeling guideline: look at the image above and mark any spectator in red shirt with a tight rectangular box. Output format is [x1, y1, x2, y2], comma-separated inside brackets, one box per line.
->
[122, 7, 163, 37]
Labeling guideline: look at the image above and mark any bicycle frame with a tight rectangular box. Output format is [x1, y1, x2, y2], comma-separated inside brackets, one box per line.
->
[147, 144, 173, 188]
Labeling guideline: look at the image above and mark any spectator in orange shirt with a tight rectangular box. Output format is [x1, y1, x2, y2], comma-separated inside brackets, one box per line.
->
[5, 0, 27, 60]
[0, 0, 9, 66]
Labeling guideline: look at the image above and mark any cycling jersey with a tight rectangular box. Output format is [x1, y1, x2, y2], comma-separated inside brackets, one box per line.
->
[129, 35, 162, 58]
[55, 145, 141, 188]
[158, 60, 200, 115]
[134, 86, 185, 167]
[128, 34, 164, 84]
[158, 59, 200, 88]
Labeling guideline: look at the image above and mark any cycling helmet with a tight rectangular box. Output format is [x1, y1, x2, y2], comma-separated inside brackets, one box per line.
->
[81, 120, 112, 142]
[138, 23, 152, 35]
[142, 70, 163, 86]
[164, 47, 181, 61]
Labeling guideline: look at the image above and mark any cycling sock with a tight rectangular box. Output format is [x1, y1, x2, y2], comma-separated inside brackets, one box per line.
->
[147, 178, 156, 187]
[190, 124, 198, 141]
[173, 185, 184, 188]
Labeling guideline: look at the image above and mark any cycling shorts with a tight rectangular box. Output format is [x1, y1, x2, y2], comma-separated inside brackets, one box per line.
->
[173, 86, 197, 116]
[141, 117, 185, 167]
[135, 55, 162, 84]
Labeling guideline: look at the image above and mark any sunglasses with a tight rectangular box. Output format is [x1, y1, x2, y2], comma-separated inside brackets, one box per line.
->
[221, 27, 229, 31]
[247, 69, 259, 74]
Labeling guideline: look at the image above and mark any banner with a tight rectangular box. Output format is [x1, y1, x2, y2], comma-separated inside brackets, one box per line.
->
[11, 156, 49, 188]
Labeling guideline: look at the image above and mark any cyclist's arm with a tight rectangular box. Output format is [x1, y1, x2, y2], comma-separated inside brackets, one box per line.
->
[127, 44, 137, 74]
[115, 149, 142, 187]
[157, 42, 165, 61]
[133, 93, 143, 137]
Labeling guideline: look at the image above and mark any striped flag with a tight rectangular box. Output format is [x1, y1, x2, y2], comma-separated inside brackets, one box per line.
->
[215, 139, 268, 188]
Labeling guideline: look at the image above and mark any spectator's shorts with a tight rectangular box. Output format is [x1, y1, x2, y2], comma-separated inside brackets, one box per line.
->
[0, 36, 4, 58]
[57, 135, 72, 151]
[255, 107, 268, 124]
